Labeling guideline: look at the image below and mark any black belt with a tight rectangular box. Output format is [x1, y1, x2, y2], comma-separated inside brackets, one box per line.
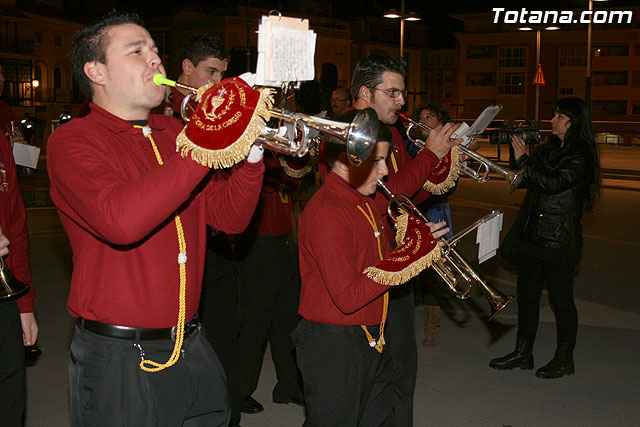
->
[77, 315, 200, 341]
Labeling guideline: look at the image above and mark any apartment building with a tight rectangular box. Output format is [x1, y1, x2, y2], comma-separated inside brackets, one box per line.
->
[427, 7, 640, 131]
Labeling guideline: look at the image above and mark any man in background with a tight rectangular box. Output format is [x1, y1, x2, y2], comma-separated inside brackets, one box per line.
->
[0, 131, 38, 426]
[167, 33, 230, 117]
[329, 86, 352, 117]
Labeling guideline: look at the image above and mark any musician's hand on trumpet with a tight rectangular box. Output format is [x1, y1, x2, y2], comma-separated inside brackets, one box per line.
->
[427, 220, 451, 243]
[423, 122, 463, 160]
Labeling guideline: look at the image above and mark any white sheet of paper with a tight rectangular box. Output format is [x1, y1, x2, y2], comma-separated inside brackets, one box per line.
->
[12, 142, 40, 169]
[256, 15, 316, 87]
[476, 212, 503, 263]
[461, 105, 503, 147]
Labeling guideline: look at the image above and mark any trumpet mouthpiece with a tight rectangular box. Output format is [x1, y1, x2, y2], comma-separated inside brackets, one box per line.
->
[396, 111, 410, 120]
[153, 73, 175, 87]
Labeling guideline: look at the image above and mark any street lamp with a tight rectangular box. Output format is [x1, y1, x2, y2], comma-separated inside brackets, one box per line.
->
[384, 0, 421, 57]
[518, 25, 559, 121]
[586, 0, 609, 110]
[30, 79, 39, 106]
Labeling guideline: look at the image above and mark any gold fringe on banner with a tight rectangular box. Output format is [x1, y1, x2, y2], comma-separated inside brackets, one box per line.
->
[422, 145, 461, 195]
[279, 155, 312, 179]
[362, 213, 442, 287]
[175, 87, 275, 169]
[363, 245, 441, 287]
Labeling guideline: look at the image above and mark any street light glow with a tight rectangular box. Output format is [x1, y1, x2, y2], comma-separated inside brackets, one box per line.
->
[404, 12, 421, 22]
[384, 9, 401, 19]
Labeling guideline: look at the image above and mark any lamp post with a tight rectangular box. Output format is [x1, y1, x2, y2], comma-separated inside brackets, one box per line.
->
[519, 25, 559, 121]
[586, 0, 609, 110]
[384, 0, 421, 57]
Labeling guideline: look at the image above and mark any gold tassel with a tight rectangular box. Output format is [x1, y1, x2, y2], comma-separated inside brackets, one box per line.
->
[279, 155, 312, 178]
[363, 245, 442, 287]
[422, 146, 461, 195]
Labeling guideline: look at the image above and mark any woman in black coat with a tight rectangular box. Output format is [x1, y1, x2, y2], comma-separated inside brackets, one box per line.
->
[490, 97, 601, 379]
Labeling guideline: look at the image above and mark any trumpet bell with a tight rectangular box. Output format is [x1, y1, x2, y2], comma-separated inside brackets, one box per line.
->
[0, 258, 30, 300]
[154, 74, 379, 166]
[343, 108, 379, 166]
[487, 292, 517, 322]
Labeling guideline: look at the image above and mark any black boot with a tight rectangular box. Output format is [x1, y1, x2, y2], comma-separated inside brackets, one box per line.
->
[489, 338, 534, 370]
[535, 342, 575, 379]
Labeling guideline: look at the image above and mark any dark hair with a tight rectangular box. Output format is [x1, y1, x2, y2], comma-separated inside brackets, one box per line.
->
[70, 11, 144, 100]
[550, 97, 601, 212]
[416, 103, 450, 125]
[179, 33, 229, 68]
[351, 54, 407, 100]
[324, 109, 389, 169]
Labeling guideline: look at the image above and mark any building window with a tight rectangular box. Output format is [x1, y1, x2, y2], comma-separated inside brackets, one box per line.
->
[498, 72, 525, 94]
[632, 71, 640, 87]
[559, 46, 586, 67]
[466, 73, 496, 86]
[559, 88, 574, 95]
[54, 67, 61, 89]
[593, 46, 628, 57]
[0, 60, 32, 103]
[35, 31, 43, 44]
[54, 34, 62, 47]
[498, 47, 526, 67]
[593, 71, 628, 86]
[632, 103, 640, 115]
[467, 46, 497, 59]
[593, 100, 626, 115]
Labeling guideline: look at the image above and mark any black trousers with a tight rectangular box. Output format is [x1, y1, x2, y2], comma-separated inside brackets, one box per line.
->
[517, 255, 578, 345]
[199, 233, 241, 426]
[292, 319, 393, 427]
[385, 285, 417, 427]
[236, 233, 302, 402]
[0, 300, 25, 427]
[69, 324, 230, 427]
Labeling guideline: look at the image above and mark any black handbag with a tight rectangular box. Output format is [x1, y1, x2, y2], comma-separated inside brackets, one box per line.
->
[500, 208, 525, 265]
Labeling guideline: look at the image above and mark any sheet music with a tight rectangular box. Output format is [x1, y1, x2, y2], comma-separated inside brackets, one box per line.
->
[256, 15, 316, 87]
[13, 142, 40, 169]
[270, 27, 316, 82]
[460, 105, 503, 147]
[476, 212, 503, 263]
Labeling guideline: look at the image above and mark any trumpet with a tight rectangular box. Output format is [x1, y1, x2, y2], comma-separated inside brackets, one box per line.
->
[397, 112, 524, 193]
[153, 74, 378, 166]
[377, 179, 516, 321]
[0, 257, 30, 300]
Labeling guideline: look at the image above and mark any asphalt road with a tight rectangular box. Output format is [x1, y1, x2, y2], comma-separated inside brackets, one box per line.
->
[21, 172, 640, 426]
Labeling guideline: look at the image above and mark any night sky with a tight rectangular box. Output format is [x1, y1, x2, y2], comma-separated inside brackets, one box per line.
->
[17, 0, 640, 49]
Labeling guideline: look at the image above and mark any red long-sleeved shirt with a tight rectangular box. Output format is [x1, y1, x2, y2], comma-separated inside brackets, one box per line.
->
[298, 173, 392, 325]
[47, 104, 264, 328]
[0, 134, 34, 312]
[388, 126, 432, 205]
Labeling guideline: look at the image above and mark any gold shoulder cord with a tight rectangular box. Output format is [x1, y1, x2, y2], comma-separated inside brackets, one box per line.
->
[356, 202, 389, 353]
[134, 125, 188, 372]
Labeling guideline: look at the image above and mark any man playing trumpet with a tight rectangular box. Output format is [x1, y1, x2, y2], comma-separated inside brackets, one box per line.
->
[294, 114, 449, 425]
[349, 54, 460, 425]
[47, 12, 265, 426]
